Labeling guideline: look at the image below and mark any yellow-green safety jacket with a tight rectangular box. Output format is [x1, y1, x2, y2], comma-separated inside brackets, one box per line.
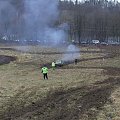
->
[41, 67, 48, 74]
[52, 62, 55, 67]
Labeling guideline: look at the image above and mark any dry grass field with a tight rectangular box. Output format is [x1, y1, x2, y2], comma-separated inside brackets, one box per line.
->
[0, 44, 120, 120]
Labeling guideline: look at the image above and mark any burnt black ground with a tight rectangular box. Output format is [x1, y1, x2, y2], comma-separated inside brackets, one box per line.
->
[0, 55, 16, 65]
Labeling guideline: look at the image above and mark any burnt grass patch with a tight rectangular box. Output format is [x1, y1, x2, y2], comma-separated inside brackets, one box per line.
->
[1, 77, 120, 120]
[103, 68, 120, 76]
[0, 55, 16, 65]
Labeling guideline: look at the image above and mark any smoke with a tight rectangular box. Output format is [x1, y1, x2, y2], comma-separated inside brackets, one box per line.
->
[24, 0, 58, 26]
[23, 0, 67, 45]
[44, 27, 67, 45]
[0, 1, 16, 35]
[62, 44, 80, 62]
[0, 0, 67, 45]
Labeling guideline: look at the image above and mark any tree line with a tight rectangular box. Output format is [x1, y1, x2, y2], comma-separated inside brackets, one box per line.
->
[58, 0, 120, 43]
[0, 0, 120, 43]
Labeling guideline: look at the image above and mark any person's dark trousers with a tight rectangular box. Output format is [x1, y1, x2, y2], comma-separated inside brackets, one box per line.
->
[75, 59, 77, 65]
[43, 73, 48, 79]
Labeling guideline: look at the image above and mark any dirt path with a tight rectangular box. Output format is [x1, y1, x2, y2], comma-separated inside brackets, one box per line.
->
[1, 77, 120, 120]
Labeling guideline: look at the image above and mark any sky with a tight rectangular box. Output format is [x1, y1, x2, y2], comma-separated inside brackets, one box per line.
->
[62, 0, 119, 2]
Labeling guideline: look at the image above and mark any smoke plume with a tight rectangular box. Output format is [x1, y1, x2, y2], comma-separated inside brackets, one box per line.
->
[62, 44, 80, 62]
[0, 0, 67, 45]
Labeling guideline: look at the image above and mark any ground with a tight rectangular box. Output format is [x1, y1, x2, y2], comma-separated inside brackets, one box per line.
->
[0, 44, 120, 120]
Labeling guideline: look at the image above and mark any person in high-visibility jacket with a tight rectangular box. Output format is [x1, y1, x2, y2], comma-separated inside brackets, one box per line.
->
[52, 61, 56, 70]
[41, 65, 48, 79]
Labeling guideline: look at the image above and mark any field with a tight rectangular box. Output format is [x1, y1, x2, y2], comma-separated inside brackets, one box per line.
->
[0, 44, 120, 120]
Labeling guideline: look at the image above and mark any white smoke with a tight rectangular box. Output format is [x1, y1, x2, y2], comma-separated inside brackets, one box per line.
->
[23, 0, 67, 45]
[24, 0, 58, 30]
[43, 27, 67, 45]
[0, 1, 16, 35]
[0, 0, 67, 45]
[62, 44, 80, 62]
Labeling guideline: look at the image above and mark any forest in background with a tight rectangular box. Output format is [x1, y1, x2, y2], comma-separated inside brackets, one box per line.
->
[0, 0, 120, 43]
[59, 0, 120, 43]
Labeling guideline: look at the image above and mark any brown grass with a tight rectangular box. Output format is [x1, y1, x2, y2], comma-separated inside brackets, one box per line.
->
[0, 45, 120, 120]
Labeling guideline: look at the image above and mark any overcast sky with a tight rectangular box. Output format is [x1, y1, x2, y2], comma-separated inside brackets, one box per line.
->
[62, 0, 118, 2]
